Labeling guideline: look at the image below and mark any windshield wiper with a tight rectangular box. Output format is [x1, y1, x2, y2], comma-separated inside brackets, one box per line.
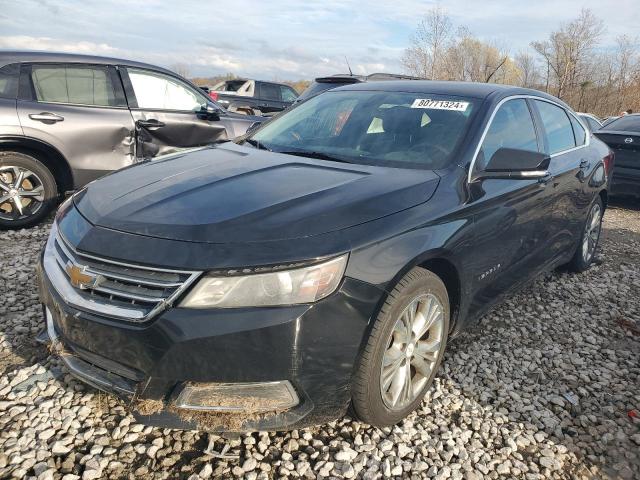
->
[279, 150, 351, 164]
[244, 138, 270, 151]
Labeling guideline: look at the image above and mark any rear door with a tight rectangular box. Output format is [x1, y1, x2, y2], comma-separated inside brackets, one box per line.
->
[16, 63, 135, 187]
[121, 67, 229, 158]
[530, 99, 587, 263]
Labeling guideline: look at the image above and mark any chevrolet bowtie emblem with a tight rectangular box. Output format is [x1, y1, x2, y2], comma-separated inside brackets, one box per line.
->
[65, 264, 100, 289]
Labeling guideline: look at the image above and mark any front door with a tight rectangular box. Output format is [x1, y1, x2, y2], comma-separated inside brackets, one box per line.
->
[467, 98, 551, 315]
[121, 67, 228, 158]
[17, 63, 135, 187]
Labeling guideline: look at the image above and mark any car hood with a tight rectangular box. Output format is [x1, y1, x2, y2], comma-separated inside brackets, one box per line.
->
[75, 143, 440, 244]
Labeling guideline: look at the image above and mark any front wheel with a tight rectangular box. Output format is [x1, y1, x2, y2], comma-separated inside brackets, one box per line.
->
[351, 268, 450, 427]
[567, 196, 604, 272]
[0, 152, 58, 229]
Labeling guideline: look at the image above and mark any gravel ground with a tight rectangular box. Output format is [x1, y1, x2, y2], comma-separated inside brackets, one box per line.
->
[0, 200, 639, 480]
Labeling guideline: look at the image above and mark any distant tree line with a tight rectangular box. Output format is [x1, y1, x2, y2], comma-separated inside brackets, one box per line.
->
[402, 7, 640, 117]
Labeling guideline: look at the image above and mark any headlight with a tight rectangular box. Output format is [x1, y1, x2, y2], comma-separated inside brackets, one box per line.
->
[180, 254, 348, 308]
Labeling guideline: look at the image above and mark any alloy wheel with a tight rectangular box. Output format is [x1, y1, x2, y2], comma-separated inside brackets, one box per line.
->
[0, 166, 46, 222]
[380, 293, 445, 410]
[582, 202, 602, 263]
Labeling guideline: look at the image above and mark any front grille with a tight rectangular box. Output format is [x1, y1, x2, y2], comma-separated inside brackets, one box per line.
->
[44, 223, 200, 322]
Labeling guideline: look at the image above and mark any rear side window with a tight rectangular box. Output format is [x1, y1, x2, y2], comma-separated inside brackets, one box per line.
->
[280, 85, 298, 102]
[259, 83, 280, 101]
[0, 64, 19, 99]
[570, 115, 587, 146]
[534, 100, 576, 154]
[478, 99, 539, 169]
[30, 64, 120, 107]
[604, 115, 640, 132]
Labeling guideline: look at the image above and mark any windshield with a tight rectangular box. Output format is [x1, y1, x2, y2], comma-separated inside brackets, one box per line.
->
[604, 115, 640, 132]
[248, 90, 477, 169]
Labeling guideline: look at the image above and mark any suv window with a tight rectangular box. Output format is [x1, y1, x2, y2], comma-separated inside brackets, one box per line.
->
[128, 68, 206, 111]
[570, 115, 586, 146]
[478, 99, 539, 169]
[0, 64, 19, 99]
[534, 100, 576, 154]
[259, 83, 280, 101]
[280, 86, 298, 102]
[30, 64, 119, 107]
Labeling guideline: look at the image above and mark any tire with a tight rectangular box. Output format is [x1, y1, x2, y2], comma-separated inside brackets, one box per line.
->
[567, 196, 604, 272]
[351, 267, 450, 427]
[0, 151, 58, 229]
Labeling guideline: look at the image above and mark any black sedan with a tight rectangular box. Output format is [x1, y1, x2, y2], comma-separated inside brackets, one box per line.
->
[37, 81, 611, 432]
[594, 114, 640, 199]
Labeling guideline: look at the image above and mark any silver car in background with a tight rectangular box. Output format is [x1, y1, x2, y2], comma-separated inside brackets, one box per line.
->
[0, 51, 262, 228]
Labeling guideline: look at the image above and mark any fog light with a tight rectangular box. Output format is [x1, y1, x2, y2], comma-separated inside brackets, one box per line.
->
[174, 381, 299, 413]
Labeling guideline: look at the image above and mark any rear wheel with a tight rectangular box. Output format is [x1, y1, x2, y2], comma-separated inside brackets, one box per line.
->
[567, 196, 603, 272]
[0, 152, 58, 229]
[351, 267, 450, 427]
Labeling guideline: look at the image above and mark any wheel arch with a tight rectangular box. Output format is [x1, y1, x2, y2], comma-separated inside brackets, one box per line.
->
[0, 136, 74, 195]
[371, 250, 464, 337]
[599, 189, 608, 210]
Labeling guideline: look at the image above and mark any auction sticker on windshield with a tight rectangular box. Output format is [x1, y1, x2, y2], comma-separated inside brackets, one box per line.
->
[411, 99, 469, 111]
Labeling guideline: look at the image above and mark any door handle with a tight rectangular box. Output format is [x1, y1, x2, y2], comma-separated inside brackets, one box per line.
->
[136, 119, 165, 129]
[29, 112, 64, 123]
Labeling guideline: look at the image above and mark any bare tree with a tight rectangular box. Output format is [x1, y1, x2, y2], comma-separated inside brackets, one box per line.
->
[531, 9, 604, 101]
[402, 6, 452, 79]
[514, 52, 539, 88]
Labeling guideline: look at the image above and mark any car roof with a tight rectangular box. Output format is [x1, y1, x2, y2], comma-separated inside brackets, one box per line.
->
[0, 50, 176, 75]
[314, 73, 420, 83]
[332, 80, 568, 104]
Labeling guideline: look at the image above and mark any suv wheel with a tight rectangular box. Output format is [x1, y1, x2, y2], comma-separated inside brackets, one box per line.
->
[0, 152, 58, 229]
[351, 267, 450, 427]
[567, 196, 603, 272]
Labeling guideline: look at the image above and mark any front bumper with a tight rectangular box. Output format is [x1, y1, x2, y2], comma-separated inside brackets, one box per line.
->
[37, 258, 383, 432]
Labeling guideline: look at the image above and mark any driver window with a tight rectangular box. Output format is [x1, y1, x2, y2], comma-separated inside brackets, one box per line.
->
[478, 99, 539, 169]
[128, 68, 205, 112]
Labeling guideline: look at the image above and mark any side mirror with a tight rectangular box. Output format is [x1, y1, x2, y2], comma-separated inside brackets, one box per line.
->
[477, 148, 550, 180]
[198, 104, 220, 121]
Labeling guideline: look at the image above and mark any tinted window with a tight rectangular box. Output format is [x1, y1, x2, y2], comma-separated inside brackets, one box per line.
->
[250, 90, 476, 169]
[31, 65, 119, 106]
[570, 115, 586, 146]
[478, 99, 538, 168]
[128, 68, 206, 111]
[604, 115, 640, 132]
[534, 100, 576, 154]
[0, 64, 19, 99]
[280, 86, 298, 102]
[259, 83, 280, 101]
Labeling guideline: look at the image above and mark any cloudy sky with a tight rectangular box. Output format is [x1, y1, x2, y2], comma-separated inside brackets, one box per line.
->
[1, 0, 638, 80]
